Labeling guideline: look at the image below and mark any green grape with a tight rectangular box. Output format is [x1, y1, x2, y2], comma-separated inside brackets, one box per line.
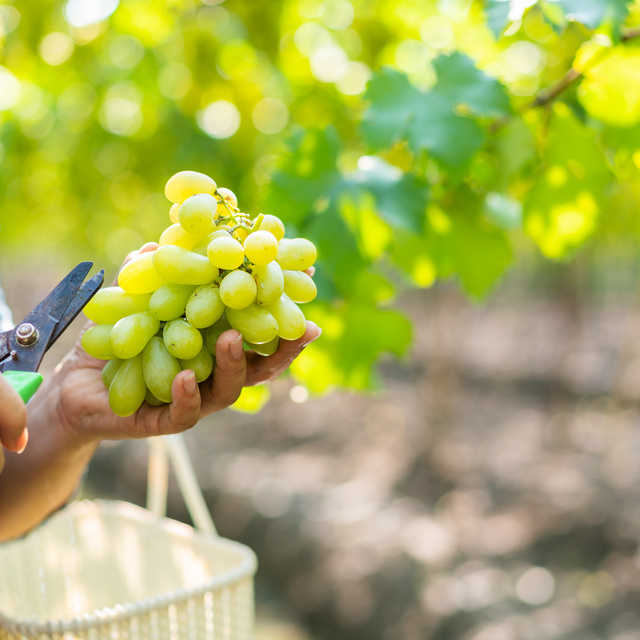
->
[192, 230, 230, 256]
[118, 251, 164, 294]
[149, 283, 196, 321]
[283, 270, 317, 303]
[163, 318, 203, 360]
[204, 316, 233, 354]
[83, 287, 151, 324]
[179, 348, 214, 383]
[216, 187, 238, 209]
[81, 324, 116, 360]
[207, 236, 245, 270]
[145, 389, 166, 406]
[169, 203, 181, 224]
[142, 336, 182, 403]
[185, 283, 225, 328]
[245, 335, 279, 356]
[276, 238, 317, 271]
[269, 293, 307, 340]
[102, 358, 124, 388]
[244, 230, 278, 266]
[159, 223, 203, 250]
[110, 312, 161, 359]
[254, 261, 284, 307]
[108, 355, 146, 417]
[153, 245, 219, 285]
[165, 170, 217, 204]
[257, 214, 285, 241]
[226, 303, 278, 344]
[219, 270, 257, 310]
[179, 193, 217, 235]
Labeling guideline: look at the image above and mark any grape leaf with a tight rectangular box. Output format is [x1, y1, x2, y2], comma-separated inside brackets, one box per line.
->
[363, 53, 511, 169]
[550, 0, 630, 30]
[540, 0, 631, 38]
[524, 103, 613, 258]
[484, 0, 513, 38]
[391, 191, 513, 299]
[291, 301, 413, 391]
[264, 127, 341, 225]
[579, 47, 640, 126]
[338, 156, 429, 233]
[432, 52, 512, 118]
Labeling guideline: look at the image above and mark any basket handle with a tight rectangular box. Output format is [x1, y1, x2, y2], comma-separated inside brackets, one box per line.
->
[146, 434, 218, 536]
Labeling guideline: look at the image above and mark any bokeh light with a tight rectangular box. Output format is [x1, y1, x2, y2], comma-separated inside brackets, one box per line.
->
[197, 100, 241, 139]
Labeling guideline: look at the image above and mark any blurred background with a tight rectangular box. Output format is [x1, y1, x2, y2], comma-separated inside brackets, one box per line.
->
[3, 0, 640, 638]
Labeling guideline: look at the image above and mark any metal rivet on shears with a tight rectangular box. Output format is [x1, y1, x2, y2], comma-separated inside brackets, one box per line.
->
[16, 323, 39, 346]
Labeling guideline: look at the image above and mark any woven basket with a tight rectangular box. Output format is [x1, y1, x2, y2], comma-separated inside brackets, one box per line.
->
[0, 434, 257, 640]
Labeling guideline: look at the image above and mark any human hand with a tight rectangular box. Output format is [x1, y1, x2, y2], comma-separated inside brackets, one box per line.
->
[48, 244, 322, 448]
[0, 375, 29, 473]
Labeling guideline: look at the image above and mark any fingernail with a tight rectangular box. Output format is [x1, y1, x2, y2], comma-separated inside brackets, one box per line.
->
[303, 323, 322, 346]
[15, 428, 29, 454]
[229, 333, 244, 359]
[182, 372, 197, 394]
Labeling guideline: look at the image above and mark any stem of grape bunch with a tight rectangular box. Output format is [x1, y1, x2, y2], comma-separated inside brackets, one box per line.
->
[215, 188, 240, 223]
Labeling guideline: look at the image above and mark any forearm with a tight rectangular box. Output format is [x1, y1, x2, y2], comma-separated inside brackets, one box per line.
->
[0, 376, 99, 541]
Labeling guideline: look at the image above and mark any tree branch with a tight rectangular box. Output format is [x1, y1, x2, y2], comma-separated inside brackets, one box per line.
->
[491, 26, 640, 132]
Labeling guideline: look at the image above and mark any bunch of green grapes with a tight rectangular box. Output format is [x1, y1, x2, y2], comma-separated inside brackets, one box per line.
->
[81, 170, 317, 417]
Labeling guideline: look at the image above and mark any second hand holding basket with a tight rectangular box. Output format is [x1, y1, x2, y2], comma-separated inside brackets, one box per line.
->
[0, 434, 257, 640]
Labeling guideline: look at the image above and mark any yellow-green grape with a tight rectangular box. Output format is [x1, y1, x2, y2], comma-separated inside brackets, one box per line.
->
[226, 303, 278, 344]
[142, 336, 182, 403]
[244, 230, 278, 266]
[219, 270, 257, 310]
[81, 324, 116, 360]
[149, 283, 196, 321]
[254, 261, 284, 307]
[233, 226, 250, 244]
[163, 318, 203, 360]
[102, 358, 124, 388]
[246, 336, 279, 356]
[204, 316, 232, 354]
[153, 245, 219, 285]
[108, 355, 146, 417]
[276, 238, 317, 271]
[110, 312, 161, 359]
[179, 348, 214, 383]
[83, 287, 151, 324]
[192, 229, 230, 256]
[257, 214, 285, 241]
[165, 170, 217, 204]
[207, 236, 245, 270]
[217, 186, 238, 209]
[145, 389, 166, 406]
[179, 193, 217, 235]
[169, 203, 181, 224]
[118, 251, 164, 295]
[269, 293, 307, 340]
[159, 223, 203, 250]
[283, 270, 317, 303]
[185, 283, 225, 328]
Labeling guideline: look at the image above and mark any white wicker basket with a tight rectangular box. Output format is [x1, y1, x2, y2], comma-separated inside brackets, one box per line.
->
[0, 434, 257, 640]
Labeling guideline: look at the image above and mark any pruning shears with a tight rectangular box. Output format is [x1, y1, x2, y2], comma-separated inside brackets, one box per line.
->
[0, 262, 104, 403]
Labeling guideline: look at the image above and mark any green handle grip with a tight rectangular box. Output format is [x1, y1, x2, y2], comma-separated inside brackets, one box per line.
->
[3, 371, 44, 403]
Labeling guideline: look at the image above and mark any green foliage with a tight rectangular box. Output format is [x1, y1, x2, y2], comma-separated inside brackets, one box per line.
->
[362, 53, 511, 169]
[2, 0, 640, 394]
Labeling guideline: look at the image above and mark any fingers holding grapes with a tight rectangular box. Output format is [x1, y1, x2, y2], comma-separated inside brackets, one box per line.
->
[244, 321, 322, 386]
